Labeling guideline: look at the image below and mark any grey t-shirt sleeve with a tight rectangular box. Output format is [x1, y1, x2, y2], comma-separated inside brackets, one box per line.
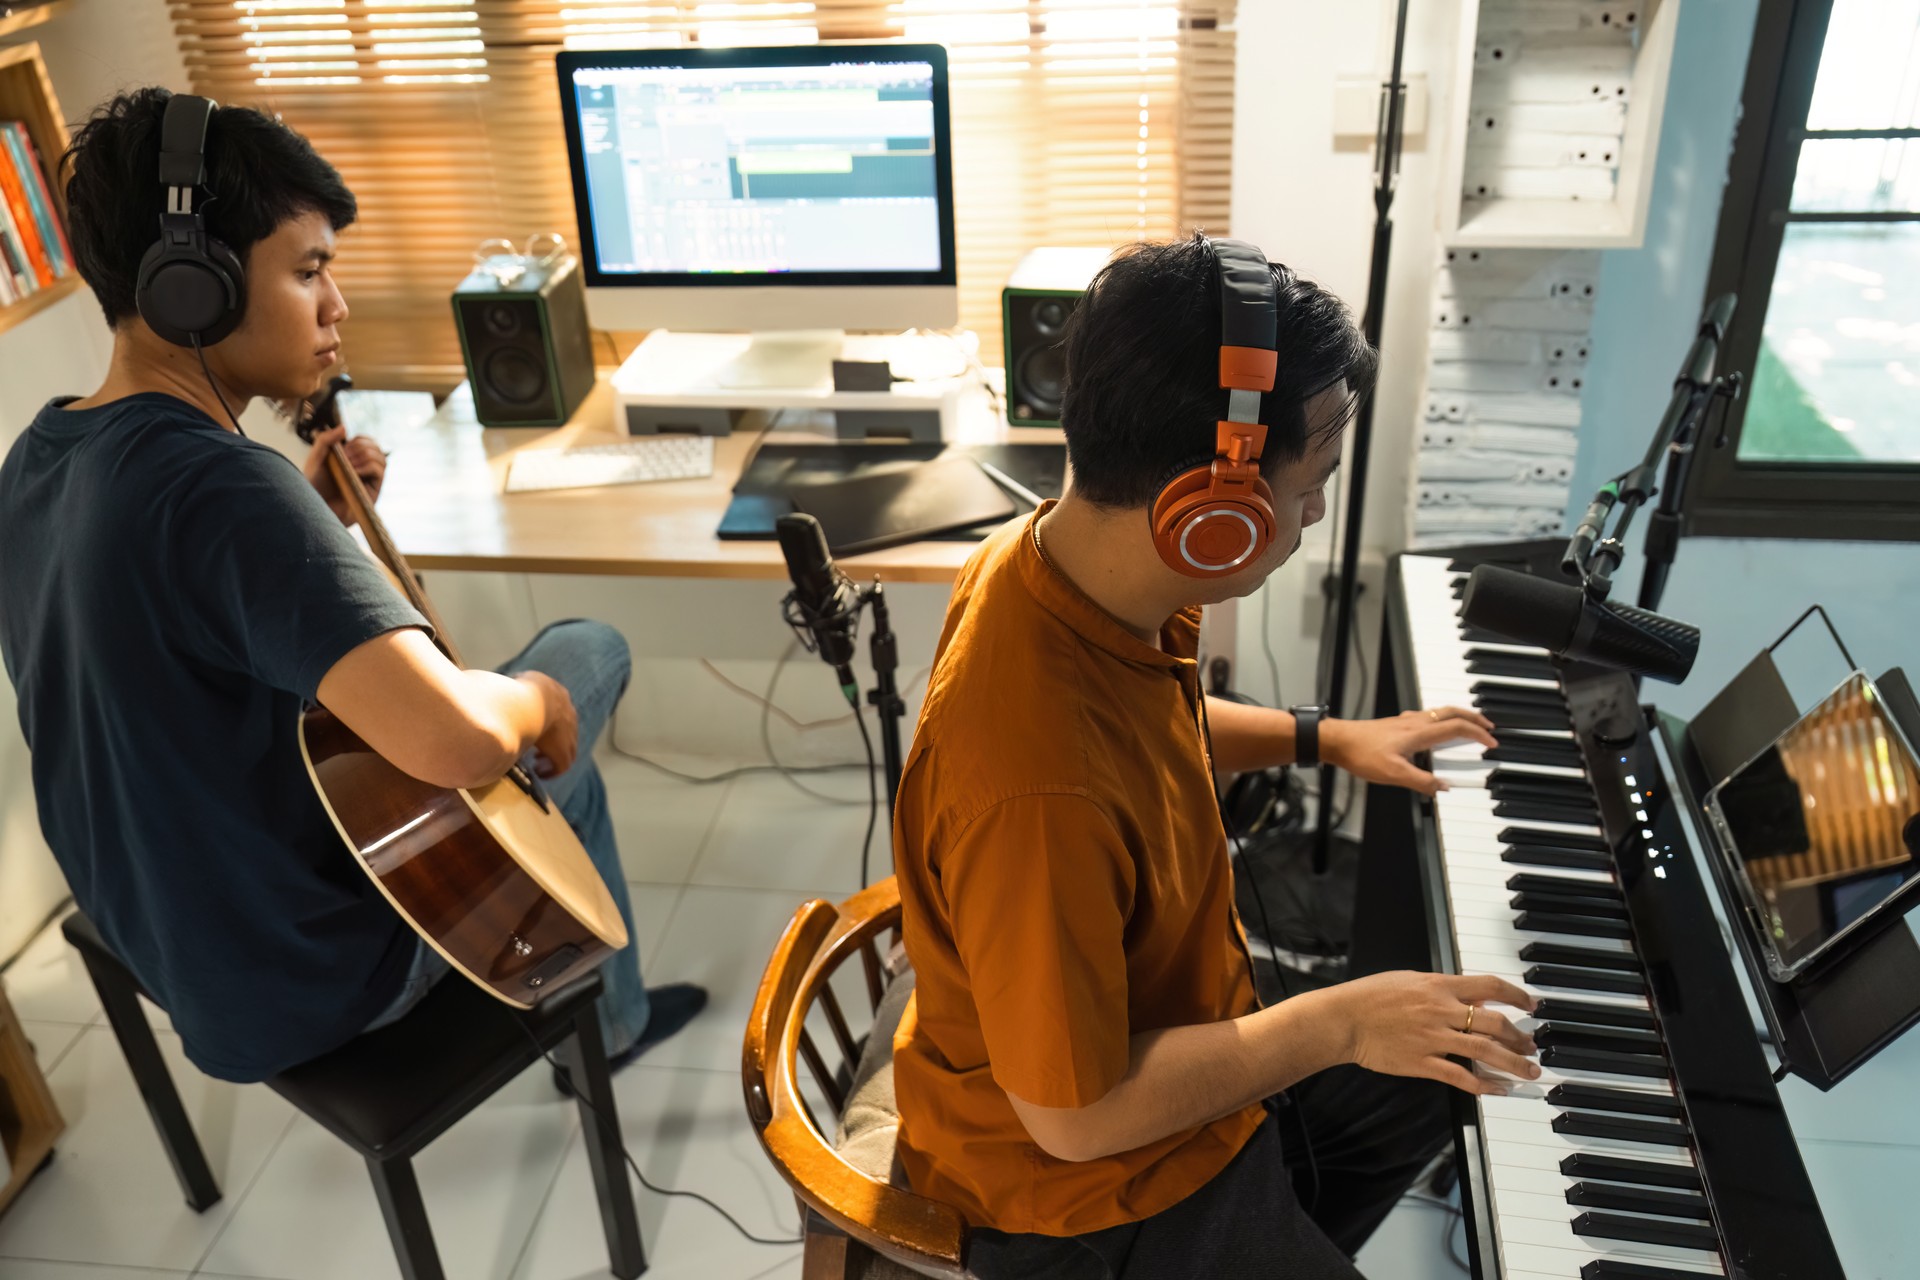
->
[165, 443, 430, 701]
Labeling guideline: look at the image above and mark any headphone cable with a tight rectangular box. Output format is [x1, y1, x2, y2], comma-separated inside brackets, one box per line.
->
[190, 334, 247, 438]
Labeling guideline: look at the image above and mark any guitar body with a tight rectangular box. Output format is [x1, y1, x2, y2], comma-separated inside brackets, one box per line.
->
[295, 376, 626, 1009]
[300, 703, 626, 1008]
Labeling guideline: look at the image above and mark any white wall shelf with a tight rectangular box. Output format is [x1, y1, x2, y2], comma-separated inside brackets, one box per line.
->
[1440, 0, 1679, 249]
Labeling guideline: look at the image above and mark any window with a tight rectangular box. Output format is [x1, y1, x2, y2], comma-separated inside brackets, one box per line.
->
[173, 1, 1238, 392]
[1693, 0, 1920, 538]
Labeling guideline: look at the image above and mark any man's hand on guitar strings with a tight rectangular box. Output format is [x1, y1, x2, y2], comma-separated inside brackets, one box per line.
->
[302, 424, 388, 526]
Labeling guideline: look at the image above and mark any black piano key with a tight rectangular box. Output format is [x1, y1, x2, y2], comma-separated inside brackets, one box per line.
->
[1547, 1084, 1684, 1119]
[1496, 799, 1606, 825]
[1581, 1262, 1725, 1280]
[1511, 892, 1631, 921]
[1516, 912, 1634, 941]
[1488, 771, 1599, 804]
[1572, 1211, 1720, 1252]
[1519, 940, 1640, 971]
[1504, 846, 1615, 873]
[1467, 648, 1558, 680]
[1461, 625, 1512, 645]
[1527, 965, 1648, 996]
[1451, 577, 1468, 599]
[1556, 1113, 1691, 1148]
[1502, 826, 1610, 853]
[1473, 702, 1573, 731]
[1485, 739, 1586, 769]
[1561, 1153, 1703, 1191]
[1533, 998, 1657, 1032]
[1509, 878, 1625, 905]
[1471, 681, 1568, 710]
[1567, 1182, 1710, 1220]
[1541, 1045, 1671, 1080]
[1536, 1022, 1664, 1055]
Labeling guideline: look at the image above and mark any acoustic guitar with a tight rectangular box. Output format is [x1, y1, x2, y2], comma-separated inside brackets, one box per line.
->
[294, 375, 627, 1008]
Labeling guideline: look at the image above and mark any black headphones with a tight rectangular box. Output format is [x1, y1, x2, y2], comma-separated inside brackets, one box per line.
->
[135, 93, 246, 348]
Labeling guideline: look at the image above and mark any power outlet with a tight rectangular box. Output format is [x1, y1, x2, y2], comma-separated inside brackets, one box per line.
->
[1301, 550, 1387, 640]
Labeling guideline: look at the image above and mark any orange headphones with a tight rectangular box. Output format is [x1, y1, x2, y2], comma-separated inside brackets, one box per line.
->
[1149, 238, 1280, 579]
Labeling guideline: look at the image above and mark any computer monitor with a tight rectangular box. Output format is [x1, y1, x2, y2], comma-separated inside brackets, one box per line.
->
[556, 44, 958, 339]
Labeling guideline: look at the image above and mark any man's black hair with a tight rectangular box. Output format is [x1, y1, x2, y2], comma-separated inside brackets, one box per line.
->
[1058, 233, 1376, 509]
[61, 87, 357, 329]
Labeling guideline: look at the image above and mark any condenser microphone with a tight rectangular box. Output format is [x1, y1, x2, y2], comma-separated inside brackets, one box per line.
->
[776, 512, 862, 697]
[1461, 564, 1700, 684]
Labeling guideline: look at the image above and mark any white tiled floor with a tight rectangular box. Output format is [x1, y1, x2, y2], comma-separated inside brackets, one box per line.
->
[0, 747, 1467, 1279]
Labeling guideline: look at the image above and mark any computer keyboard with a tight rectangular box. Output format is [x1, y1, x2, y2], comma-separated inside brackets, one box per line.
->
[504, 436, 716, 493]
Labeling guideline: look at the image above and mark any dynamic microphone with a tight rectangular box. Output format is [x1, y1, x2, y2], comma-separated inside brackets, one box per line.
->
[776, 512, 862, 698]
[1461, 564, 1700, 684]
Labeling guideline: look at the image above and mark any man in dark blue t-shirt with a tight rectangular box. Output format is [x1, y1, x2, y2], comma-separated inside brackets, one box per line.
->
[0, 88, 703, 1082]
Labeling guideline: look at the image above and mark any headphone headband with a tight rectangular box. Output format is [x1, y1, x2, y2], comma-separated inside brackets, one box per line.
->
[1148, 236, 1283, 579]
[158, 93, 215, 192]
[137, 93, 246, 348]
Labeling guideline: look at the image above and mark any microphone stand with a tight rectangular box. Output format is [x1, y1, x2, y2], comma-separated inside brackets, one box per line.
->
[1312, 0, 1412, 880]
[782, 576, 908, 819]
[862, 581, 907, 813]
[1563, 294, 1743, 616]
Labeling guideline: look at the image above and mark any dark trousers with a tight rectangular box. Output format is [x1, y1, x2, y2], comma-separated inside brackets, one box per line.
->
[967, 1066, 1451, 1279]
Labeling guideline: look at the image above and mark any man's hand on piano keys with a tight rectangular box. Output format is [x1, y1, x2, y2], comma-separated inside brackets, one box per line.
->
[1331, 971, 1540, 1097]
[1320, 706, 1497, 797]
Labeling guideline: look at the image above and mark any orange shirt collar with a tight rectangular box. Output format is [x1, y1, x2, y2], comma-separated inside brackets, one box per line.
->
[1017, 500, 1199, 671]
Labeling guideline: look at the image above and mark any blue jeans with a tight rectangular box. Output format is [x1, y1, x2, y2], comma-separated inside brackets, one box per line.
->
[363, 619, 651, 1055]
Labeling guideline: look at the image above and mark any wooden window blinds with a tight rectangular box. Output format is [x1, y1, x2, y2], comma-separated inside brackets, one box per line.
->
[169, 1, 1237, 392]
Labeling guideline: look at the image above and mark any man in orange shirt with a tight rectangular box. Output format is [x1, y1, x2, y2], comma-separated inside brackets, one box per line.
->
[891, 235, 1542, 1277]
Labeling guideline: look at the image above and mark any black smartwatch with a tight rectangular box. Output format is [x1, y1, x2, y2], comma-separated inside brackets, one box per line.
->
[1290, 704, 1330, 767]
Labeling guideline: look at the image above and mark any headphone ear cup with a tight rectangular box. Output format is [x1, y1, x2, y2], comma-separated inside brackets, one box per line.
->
[136, 233, 245, 348]
[1151, 464, 1277, 578]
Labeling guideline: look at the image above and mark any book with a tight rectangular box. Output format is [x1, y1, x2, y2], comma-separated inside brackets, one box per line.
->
[0, 230, 18, 304]
[0, 176, 34, 301]
[1, 124, 68, 277]
[0, 132, 53, 288]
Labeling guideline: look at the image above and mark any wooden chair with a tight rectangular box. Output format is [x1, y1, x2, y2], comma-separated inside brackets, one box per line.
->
[743, 877, 971, 1280]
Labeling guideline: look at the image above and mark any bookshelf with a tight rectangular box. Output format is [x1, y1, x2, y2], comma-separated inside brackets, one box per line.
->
[0, 40, 80, 339]
[0, 2, 62, 42]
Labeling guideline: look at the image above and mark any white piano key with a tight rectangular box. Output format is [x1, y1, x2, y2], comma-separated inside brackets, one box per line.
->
[1498, 1241, 1723, 1279]
[1494, 1186, 1710, 1235]
[1445, 862, 1616, 888]
[1498, 1212, 1724, 1269]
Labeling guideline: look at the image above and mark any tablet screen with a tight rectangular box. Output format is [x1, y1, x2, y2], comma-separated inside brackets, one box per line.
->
[1705, 671, 1920, 981]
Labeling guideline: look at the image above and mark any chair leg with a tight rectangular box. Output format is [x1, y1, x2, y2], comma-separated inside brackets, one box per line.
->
[366, 1155, 445, 1280]
[76, 950, 222, 1212]
[565, 1007, 647, 1278]
[802, 1211, 878, 1280]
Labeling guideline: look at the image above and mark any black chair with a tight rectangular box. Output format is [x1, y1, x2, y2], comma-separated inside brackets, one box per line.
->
[61, 910, 646, 1280]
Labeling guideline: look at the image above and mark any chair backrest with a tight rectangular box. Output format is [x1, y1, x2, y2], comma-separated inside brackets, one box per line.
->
[742, 877, 967, 1278]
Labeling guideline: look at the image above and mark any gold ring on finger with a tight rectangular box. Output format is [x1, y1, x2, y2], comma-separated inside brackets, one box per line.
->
[1461, 1005, 1475, 1035]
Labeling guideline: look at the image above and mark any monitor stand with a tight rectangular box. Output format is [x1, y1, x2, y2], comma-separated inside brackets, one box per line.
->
[613, 330, 958, 442]
[716, 329, 845, 390]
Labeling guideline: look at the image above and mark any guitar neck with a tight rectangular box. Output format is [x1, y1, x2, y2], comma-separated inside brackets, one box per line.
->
[325, 445, 467, 670]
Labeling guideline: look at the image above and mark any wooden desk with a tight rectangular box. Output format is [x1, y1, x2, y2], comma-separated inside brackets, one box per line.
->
[374, 377, 1060, 585]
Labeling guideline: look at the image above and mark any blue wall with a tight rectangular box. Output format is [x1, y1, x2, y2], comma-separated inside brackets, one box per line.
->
[1572, 0, 1920, 720]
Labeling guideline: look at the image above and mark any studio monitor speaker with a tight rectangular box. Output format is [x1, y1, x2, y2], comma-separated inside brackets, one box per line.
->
[453, 254, 596, 427]
[1001, 247, 1108, 427]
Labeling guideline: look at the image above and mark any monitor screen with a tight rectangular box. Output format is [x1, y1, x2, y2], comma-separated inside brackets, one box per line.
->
[557, 45, 956, 289]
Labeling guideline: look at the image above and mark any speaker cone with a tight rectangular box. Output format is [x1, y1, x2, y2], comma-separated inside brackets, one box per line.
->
[1015, 344, 1066, 417]
[1032, 298, 1070, 337]
[483, 302, 524, 338]
[484, 348, 548, 405]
